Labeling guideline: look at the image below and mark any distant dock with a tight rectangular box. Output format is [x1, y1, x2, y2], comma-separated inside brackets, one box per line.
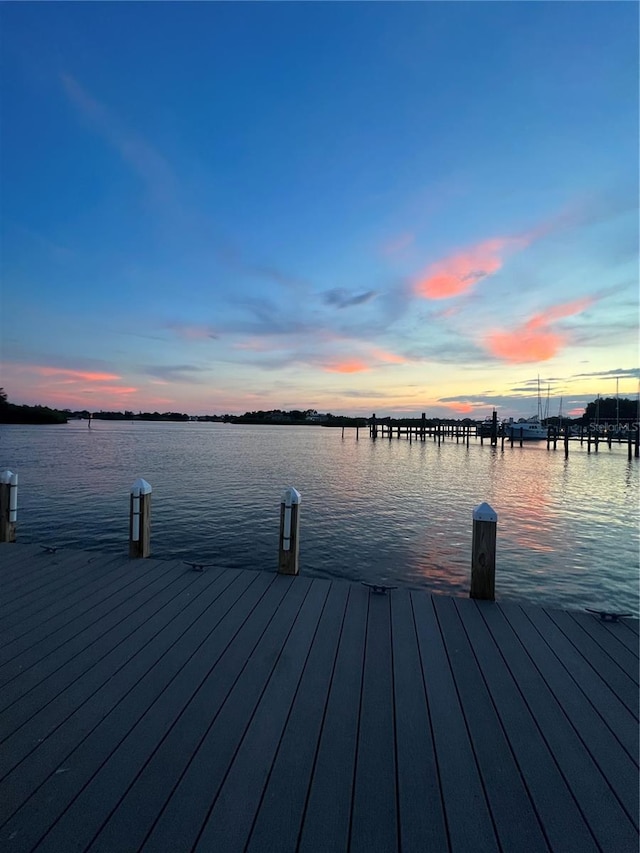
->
[0, 543, 637, 852]
[364, 413, 640, 458]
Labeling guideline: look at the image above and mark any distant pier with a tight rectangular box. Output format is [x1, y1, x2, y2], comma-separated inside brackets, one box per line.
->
[366, 413, 640, 458]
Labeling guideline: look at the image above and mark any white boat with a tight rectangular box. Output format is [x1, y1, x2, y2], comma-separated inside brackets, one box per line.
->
[505, 376, 549, 441]
[505, 416, 547, 441]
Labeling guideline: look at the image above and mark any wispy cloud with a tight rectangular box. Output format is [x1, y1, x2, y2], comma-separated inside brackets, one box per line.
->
[414, 235, 528, 300]
[570, 367, 640, 381]
[383, 232, 415, 256]
[60, 74, 308, 294]
[144, 364, 211, 383]
[166, 322, 219, 341]
[484, 296, 595, 363]
[323, 288, 379, 309]
[34, 366, 122, 382]
[60, 72, 176, 202]
[322, 359, 370, 374]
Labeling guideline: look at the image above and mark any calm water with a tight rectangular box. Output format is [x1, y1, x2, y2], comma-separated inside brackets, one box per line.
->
[1, 421, 638, 614]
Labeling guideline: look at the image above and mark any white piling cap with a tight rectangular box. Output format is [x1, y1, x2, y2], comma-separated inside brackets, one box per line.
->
[1, 470, 13, 484]
[473, 502, 497, 523]
[281, 486, 301, 505]
[131, 478, 152, 496]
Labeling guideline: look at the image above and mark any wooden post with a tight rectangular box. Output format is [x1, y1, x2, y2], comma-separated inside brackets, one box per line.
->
[0, 470, 17, 543]
[490, 410, 498, 446]
[470, 502, 497, 600]
[635, 427, 639, 458]
[356, 425, 359, 441]
[564, 424, 570, 459]
[371, 413, 377, 440]
[129, 478, 152, 558]
[278, 486, 301, 575]
[341, 426, 344, 439]
[628, 429, 632, 461]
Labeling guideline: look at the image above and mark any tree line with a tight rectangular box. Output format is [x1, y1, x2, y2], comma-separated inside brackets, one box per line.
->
[1, 388, 638, 426]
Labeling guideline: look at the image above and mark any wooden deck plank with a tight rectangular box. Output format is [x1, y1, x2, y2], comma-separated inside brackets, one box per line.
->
[0, 566, 229, 783]
[389, 589, 448, 853]
[479, 602, 638, 852]
[597, 620, 639, 656]
[411, 593, 499, 853]
[245, 582, 350, 853]
[349, 590, 398, 853]
[0, 542, 45, 568]
[0, 546, 636, 853]
[434, 597, 549, 853]
[454, 598, 599, 853]
[193, 581, 332, 853]
[0, 554, 138, 636]
[136, 576, 315, 853]
[0, 562, 200, 729]
[620, 618, 639, 636]
[569, 611, 639, 677]
[0, 557, 183, 684]
[500, 603, 639, 828]
[80, 571, 285, 853]
[297, 585, 368, 853]
[0, 551, 113, 620]
[0, 556, 165, 659]
[0, 569, 264, 849]
[544, 609, 639, 718]
[0, 546, 75, 591]
[521, 604, 639, 765]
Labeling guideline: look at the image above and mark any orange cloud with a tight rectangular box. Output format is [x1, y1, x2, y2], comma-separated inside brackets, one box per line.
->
[370, 348, 408, 365]
[323, 360, 369, 374]
[440, 401, 475, 414]
[484, 297, 594, 363]
[34, 367, 122, 381]
[415, 236, 526, 299]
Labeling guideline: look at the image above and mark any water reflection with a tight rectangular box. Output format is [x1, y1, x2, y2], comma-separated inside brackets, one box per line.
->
[0, 420, 637, 614]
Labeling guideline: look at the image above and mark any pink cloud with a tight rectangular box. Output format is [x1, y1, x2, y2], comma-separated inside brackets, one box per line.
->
[440, 401, 476, 415]
[370, 348, 408, 365]
[484, 297, 595, 363]
[415, 235, 528, 299]
[34, 366, 122, 382]
[323, 360, 370, 374]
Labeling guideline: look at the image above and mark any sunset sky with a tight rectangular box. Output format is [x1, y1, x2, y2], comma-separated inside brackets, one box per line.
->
[1, 2, 638, 419]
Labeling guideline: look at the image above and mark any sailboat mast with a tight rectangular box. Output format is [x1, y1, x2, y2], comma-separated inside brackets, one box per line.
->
[537, 376, 541, 421]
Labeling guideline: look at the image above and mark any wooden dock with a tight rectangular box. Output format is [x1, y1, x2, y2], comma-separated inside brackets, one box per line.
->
[0, 544, 638, 852]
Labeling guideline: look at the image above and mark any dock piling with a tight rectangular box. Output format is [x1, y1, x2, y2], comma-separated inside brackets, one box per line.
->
[129, 478, 152, 558]
[0, 470, 17, 543]
[470, 502, 497, 601]
[278, 486, 301, 575]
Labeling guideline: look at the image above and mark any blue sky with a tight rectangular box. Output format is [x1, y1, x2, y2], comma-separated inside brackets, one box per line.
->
[0, 1, 638, 417]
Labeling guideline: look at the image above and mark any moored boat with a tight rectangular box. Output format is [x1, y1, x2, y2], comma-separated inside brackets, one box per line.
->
[505, 416, 547, 441]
